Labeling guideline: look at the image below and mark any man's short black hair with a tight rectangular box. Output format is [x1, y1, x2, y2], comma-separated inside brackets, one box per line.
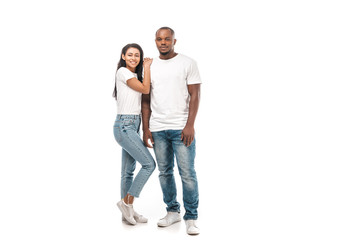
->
[156, 27, 175, 37]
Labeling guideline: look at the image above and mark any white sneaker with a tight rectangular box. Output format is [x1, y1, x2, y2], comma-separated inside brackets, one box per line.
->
[185, 220, 200, 235]
[117, 200, 136, 225]
[122, 211, 148, 223]
[157, 212, 181, 227]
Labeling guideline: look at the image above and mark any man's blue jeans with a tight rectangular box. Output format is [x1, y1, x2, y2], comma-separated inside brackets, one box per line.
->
[113, 115, 156, 198]
[152, 130, 199, 220]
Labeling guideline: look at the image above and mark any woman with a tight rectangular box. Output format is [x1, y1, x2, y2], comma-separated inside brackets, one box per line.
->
[113, 43, 155, 225]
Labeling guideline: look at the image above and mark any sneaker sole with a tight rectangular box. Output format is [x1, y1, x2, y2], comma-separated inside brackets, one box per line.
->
[117, 202, 136, 225]
[157, 218, 181, 227]
[123, 216, 148, 223]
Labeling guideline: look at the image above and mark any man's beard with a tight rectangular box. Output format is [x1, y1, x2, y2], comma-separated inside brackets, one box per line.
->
[160, 50, 170, 55]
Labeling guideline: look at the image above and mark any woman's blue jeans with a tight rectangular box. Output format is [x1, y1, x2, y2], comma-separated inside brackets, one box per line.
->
[113, 115, 155, 198]
[152, 130, 199, 220]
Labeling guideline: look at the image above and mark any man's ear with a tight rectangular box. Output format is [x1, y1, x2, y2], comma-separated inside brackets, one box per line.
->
[174, 39, 177, 45]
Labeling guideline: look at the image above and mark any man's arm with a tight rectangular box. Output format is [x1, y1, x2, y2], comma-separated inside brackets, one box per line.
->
[141, 93, 154, 148]
[181, 84, 201, 147]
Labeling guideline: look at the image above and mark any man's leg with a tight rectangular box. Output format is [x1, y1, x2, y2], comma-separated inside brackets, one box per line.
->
[170, 130, 199, 220]
[152, 131, 181, 213]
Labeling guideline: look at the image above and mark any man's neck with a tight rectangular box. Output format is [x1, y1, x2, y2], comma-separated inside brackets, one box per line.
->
[159, 52, 178, 60]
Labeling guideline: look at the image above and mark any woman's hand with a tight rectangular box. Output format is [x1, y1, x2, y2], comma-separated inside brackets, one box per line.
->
[143, 57, 153, 69]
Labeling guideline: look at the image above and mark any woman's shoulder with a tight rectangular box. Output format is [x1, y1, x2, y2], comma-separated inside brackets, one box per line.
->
[116, 67, 134, 78]
[116, 67, 137, 83]
[117, 67, 131, 74]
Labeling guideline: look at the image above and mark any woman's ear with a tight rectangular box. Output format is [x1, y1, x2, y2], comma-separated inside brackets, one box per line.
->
[122, 54, 125, 60]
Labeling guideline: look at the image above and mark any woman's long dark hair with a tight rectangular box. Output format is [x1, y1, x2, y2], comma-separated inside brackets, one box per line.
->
[113, 43, 144, 99]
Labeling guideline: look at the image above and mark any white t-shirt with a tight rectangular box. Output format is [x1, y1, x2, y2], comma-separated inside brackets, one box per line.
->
[149, 54, 202, 132]
[115, 67, 141, 115]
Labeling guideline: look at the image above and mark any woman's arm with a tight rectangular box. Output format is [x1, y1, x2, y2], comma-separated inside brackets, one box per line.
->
[126, 58, 152, 94]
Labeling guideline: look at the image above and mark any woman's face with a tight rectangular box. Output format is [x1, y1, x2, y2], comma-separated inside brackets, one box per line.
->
[122, 47, 141, 72]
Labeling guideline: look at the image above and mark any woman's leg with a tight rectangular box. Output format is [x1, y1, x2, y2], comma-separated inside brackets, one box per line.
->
[119, 116, 156, 199]
[115, 115, 155, 224]
[121, 128, 156, 198]
[121, 149, 136, 199]
[114, 116, 136, 200]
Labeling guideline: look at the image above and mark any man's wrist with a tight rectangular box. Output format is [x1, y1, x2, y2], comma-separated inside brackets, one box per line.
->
[184, 122, 195, 128]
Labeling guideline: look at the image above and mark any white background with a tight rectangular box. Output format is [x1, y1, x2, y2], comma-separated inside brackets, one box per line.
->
[0, 0, 359, 239]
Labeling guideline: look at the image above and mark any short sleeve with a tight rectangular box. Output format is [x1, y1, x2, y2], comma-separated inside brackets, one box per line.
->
[117, 67, 136, 83]
[186, 60, 202, 85]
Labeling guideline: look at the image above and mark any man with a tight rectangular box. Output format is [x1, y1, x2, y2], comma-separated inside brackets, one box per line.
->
[141, 27, 201, 235]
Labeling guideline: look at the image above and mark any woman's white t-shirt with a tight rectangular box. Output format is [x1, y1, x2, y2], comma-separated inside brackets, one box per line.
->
[149, 54, 202, 132]
[115, 67, 141, 115]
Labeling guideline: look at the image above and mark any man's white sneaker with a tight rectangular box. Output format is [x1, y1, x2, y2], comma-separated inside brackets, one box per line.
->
[117, 200, 136, 225]
[157, 212, 181, 227]
[185, 220, 200, 235]
[122, 211, 148, 223]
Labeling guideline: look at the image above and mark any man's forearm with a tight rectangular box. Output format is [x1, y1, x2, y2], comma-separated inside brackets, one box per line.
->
[141, 94, 151, 130]
[186, 96, 199, 127]
[185, 84, 201, 128]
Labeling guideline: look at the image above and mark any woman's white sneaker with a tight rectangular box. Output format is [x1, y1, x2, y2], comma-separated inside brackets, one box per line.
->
[117, 200, 136, 225]
[157, 212, 181, 227]
[122, 211, 148, 223]
[185, 220, 200, 235]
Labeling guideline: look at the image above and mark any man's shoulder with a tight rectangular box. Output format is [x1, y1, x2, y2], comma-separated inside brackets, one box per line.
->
[177, 53, 197, 63]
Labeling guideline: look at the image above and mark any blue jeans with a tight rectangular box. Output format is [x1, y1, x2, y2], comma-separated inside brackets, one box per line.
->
[113, 115, 156, 198]
[152, 130, 199, 220]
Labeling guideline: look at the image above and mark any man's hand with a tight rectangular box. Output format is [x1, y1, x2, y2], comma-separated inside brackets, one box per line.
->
[143, 128, 154, 148]
[181, 125, 195, 147]
[181, 84, 200, 147]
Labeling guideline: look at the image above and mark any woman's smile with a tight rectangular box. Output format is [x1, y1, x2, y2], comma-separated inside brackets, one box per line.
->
[122, 47, 141, 72]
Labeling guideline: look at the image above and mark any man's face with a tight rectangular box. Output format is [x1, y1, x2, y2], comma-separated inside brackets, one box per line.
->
[155, 29, 176, 55]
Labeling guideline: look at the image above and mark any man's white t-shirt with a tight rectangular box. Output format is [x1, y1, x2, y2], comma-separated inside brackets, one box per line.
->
[115, 67, 141, 115]
[149, 54, 202, 132]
